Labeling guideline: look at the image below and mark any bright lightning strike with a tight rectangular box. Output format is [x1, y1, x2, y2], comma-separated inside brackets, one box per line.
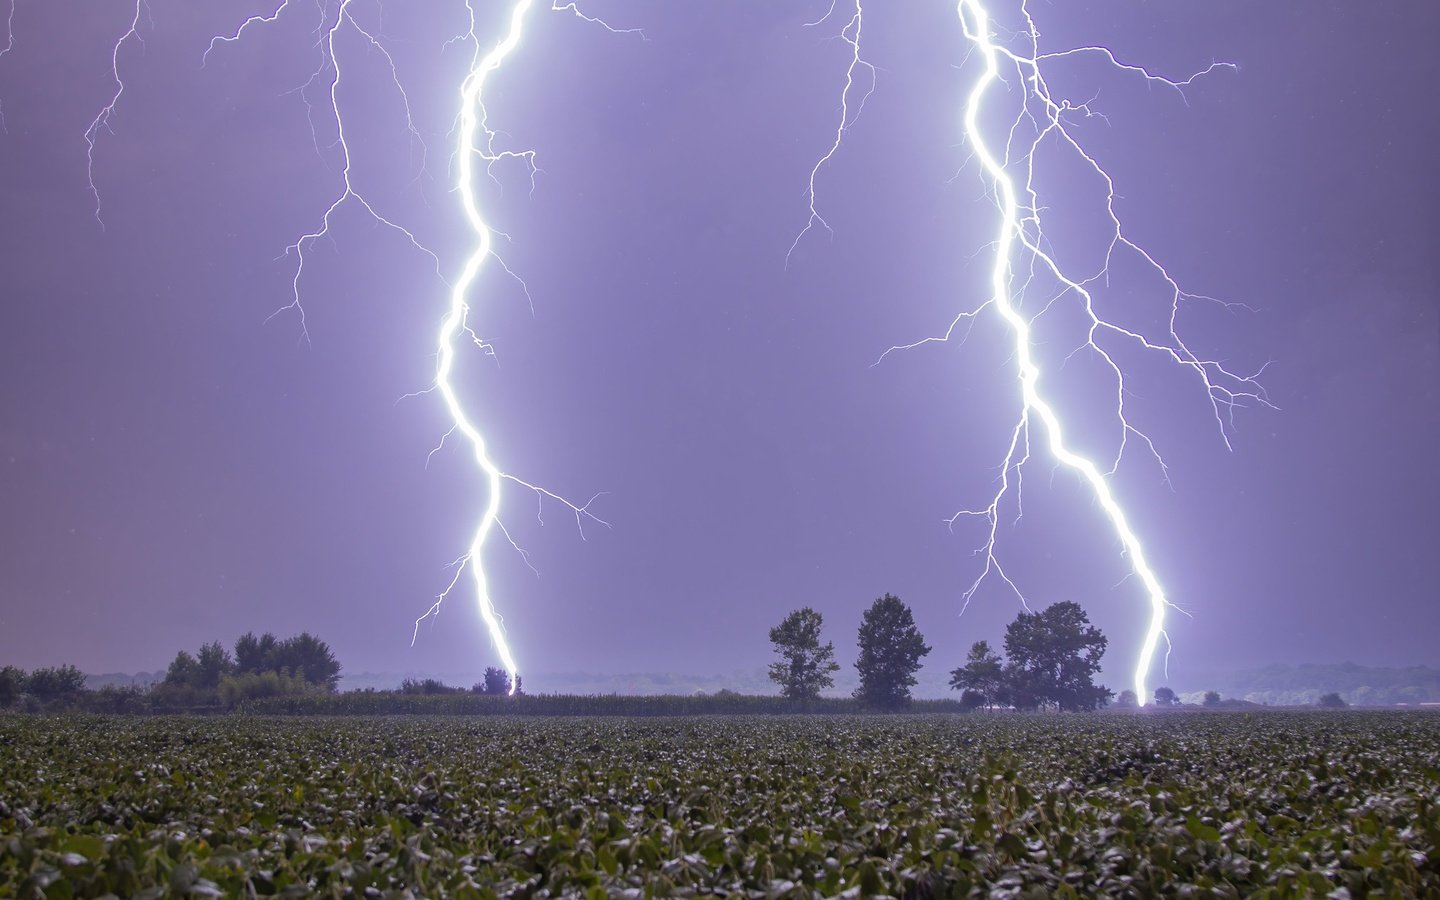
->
[206, 1, 615, 691]
[942, 0, 1269, 704]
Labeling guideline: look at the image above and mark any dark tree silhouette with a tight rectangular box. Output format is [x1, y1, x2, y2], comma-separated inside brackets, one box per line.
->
[1153, 686, 1178, 707]
[477, 667, 512, 695]
[195, 641, 236, 689]
[23, 665, 87, 701]
[0, 666, 25, 705]
[234, 632, 278, 675]
[949, 640, 1004, 709]
[854, 594, 931, 709]
[1003, 601, 1112, 711]
[265, 632, 342, 690]
[768, 607, 840, 701]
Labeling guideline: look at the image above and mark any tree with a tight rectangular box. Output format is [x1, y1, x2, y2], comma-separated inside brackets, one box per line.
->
[854, 594, 931, 709]
[767, 607, 840, 701]
[1003, 601, 1112, 711]
[165, 650, 202, 688]
[195, 641, 236, 690]
[24, 665, 87, 702]
[0, 666, 26, 706]
[1114, 689, 1138, 708]
[1203, 690, 1222, 708]
[949, 640, 1004, 708]
[232, 632, 339, 689]
[402, 678, 461, 695]
[1153, 686, 1177, 707]
[1317, 691, 1347, 708]
[268, 632, 341, 690]
[234, 632, 278, 675]
[477, 667, 512, 695]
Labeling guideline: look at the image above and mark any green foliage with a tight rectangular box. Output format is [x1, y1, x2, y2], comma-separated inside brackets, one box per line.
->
[476, 667, 512, 696]
[0, 665, 26, 706]
[949, 640, 1004, 708]
[217, 671, 319, 708]
[75, 684, 150, 715]
[163, 651, 202, 689]
[233, 631, 278, 675]
[854, 594, 931, 709]
[767, 607, 840, 701]
[23, 665, 88, 702]
[401, 678, 465, 695]
[1002, 601, 1112, 711]
[195, 641, 235, 690]
[238, 691, 967, 716]
[264, 632, 342, 690]
[0, 712, 1436, 896]
[163, 632, 341, 706]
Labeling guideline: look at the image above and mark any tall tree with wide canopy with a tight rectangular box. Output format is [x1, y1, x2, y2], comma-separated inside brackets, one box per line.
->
[854, 594, 931, 709]
[1003, 601, 1112, 711]
[768, 607, 840, 701]
[949, 639, 1004, 708]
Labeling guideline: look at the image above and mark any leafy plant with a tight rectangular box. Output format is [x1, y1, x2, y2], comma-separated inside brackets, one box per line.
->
[767, 607, 840, 701]
[1, 712, 1436, 896]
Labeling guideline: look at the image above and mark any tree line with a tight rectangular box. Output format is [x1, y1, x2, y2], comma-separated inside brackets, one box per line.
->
[768, 595, 1114, 711]
[0, 631, 341, 713]
[155, 632, 341, 708]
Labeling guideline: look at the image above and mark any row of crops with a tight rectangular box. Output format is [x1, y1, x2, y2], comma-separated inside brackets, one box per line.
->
[1, 711, 1437, 896]
[237, 691, 969, 716]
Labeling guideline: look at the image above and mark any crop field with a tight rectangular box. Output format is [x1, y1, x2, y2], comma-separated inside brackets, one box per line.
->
[1, 712, 1437, 897]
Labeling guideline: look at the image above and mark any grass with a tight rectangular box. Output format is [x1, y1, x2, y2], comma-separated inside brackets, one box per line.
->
[1, 711, 1436, 896]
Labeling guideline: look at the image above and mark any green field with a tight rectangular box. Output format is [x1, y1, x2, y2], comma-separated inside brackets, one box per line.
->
[2, 712, 1437, 897]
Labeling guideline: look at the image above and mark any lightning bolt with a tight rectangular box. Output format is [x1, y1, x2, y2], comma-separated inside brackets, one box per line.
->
[204, 1, 619, 692]
[786, 0, 875, 268]
[414, 0, 617, 693]
[84, 0, 147, 227]
[206, 0, 438, 345]
[0, 0, 15, 132]
[939, 0, 1269, 704]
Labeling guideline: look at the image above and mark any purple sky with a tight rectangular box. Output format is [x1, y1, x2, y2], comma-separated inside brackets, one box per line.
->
[1, 1, 1437, 691]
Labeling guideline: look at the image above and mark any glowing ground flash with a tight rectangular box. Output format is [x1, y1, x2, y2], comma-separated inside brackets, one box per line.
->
[946, 0, 1267, 704]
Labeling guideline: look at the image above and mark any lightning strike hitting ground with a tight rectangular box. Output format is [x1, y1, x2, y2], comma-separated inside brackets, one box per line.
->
[413, 0, 615, 692]
[208, 1, 615, 691]
[938, 0, 1269, 704]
